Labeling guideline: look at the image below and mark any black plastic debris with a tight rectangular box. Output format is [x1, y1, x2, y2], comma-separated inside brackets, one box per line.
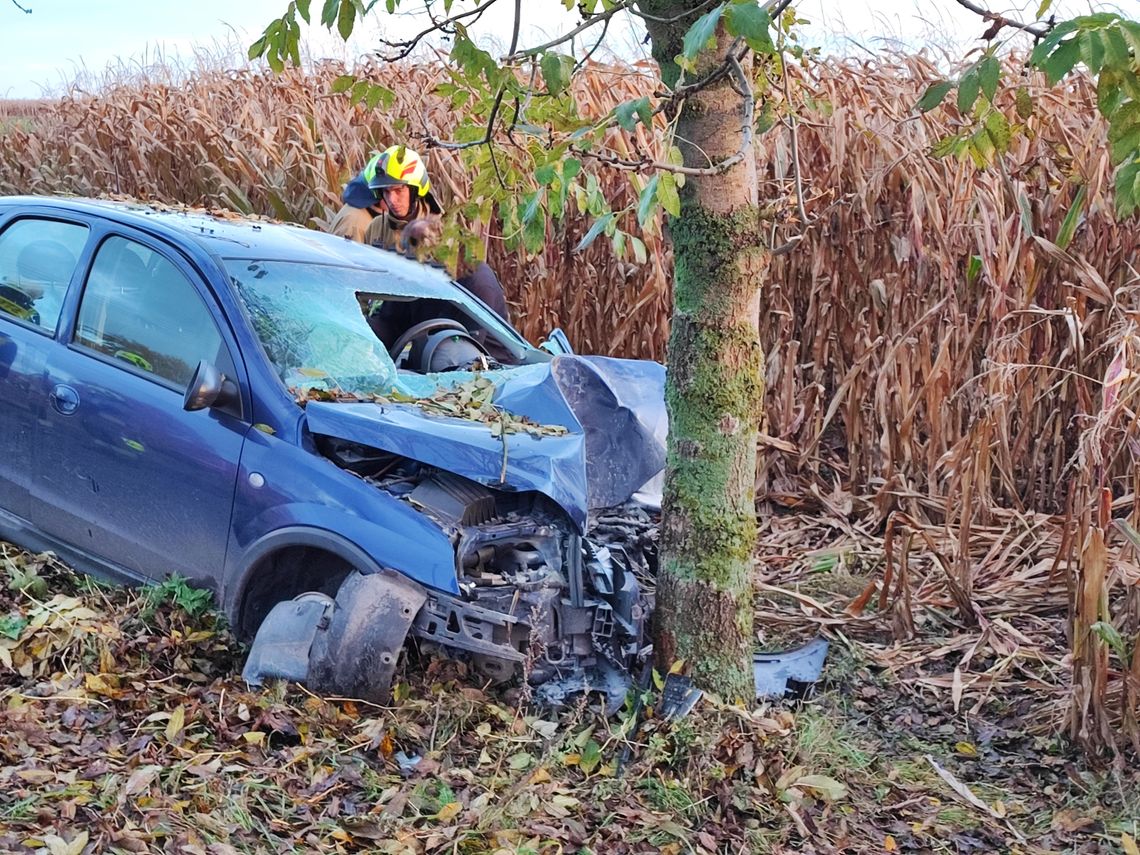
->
[659, 674, 703, 720]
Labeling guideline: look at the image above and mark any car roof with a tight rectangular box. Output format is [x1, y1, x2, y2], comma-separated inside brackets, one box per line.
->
[0, 195, 461, 296]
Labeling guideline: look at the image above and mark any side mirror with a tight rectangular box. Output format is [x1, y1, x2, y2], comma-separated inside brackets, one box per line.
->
[539, 327, 574, 356]
[184, 360, 238, 412]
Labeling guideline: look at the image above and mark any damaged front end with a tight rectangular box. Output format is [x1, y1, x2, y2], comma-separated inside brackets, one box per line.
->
[244, 356, 665, 710]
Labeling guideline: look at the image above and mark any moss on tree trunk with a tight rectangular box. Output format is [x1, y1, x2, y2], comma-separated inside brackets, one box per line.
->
[641, 1, 767, 700]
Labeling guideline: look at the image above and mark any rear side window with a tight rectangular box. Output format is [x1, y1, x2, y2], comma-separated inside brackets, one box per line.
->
[0, 218, 88, 332]
[75, 235, 229, 388]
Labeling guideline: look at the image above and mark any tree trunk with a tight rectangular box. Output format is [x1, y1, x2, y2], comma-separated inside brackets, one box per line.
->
[641, 2, 766, 699]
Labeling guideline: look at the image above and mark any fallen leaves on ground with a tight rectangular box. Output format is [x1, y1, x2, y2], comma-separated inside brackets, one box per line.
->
[2, 518, 1137, 854]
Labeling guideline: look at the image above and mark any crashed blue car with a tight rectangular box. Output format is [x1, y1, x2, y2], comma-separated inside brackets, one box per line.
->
[0, 196, 665, 706]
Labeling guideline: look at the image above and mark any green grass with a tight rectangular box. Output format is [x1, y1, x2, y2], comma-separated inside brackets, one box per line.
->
[793, 703, 878, 782]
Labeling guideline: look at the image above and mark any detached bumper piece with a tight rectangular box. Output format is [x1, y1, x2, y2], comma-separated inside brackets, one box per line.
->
[242, 570, 427, 704]
[753, 637, 830, 699]
[656, 637, 830, 722]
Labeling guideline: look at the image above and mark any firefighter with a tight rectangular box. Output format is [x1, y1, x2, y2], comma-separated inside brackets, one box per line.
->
[330, 145, 509, 322]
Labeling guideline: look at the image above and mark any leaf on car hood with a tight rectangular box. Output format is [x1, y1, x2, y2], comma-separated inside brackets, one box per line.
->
[292, 374, 569, 437]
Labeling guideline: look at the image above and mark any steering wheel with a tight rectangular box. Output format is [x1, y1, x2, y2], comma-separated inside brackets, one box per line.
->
[387, 318, 487, 368]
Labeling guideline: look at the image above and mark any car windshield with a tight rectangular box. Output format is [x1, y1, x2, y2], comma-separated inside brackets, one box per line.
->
[226, 259, 528, 398]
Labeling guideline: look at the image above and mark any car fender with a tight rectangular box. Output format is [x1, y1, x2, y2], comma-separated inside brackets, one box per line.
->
[224, 516, 458, 627]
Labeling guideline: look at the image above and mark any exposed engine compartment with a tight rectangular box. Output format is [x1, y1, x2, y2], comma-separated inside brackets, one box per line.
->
[318, 436, 658, 707]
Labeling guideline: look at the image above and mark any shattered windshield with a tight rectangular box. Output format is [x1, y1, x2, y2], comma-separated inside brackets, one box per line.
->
[226, 260, 526, 398]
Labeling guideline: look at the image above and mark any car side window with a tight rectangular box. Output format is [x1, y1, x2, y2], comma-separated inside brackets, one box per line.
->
[0, 218, 89, 332]
[75, 235, 231, 389]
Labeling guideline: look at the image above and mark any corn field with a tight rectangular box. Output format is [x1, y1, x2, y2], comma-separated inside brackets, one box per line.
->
[0, 56, 1137, 754]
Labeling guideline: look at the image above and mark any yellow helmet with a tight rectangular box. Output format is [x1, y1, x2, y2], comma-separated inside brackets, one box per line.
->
[364, 145, 442, 214]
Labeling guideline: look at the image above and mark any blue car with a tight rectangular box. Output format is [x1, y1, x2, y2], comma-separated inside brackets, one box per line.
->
[0, 196, 665, 707]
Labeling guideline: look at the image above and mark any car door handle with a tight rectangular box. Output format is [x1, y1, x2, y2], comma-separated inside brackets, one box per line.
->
[49, 384, 80, 415]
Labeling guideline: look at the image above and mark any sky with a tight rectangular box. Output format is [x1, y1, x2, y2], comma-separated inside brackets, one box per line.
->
[1, 0, 1138, 99]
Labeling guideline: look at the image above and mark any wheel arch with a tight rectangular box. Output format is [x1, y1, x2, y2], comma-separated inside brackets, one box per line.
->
[227, 526, 386, 639]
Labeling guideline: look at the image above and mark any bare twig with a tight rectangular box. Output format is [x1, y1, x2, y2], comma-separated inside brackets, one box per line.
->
[9, 0, 31, 11]
[573, 12, 612, 75]
[504, 0, 635, 61]
[628, 0, 720, 25]
[952, 0, 1050, 39]
[376, 0, 502, 61]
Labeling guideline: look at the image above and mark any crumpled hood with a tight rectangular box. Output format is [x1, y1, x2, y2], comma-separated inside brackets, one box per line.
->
[305, 355, 667, 531]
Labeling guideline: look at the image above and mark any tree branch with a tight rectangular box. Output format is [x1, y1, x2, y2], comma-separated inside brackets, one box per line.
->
[573, 53, 755, 178]
[628, 0, 719, 25]
[952, 0, 1050, 39]
[9, 0, 32, 12]
[573, 12, 611, 75]
[376, 0, 501, 61]
[420, 0, 520, 154]
[504, 0, 635, 61]
[508, 0, 522, 55]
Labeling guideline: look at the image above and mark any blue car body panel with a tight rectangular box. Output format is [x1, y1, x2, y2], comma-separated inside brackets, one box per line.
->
[225, 428, 462, 598]
[0, 321, 51, 520]
[306, 400, 591, 531]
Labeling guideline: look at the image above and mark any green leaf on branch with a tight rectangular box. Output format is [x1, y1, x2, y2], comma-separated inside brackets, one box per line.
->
[677, 5, 725, 72]
[612, 229, 626, 259]
[576, 212, 615, 252]
[540, 52, 575, 96]
[724, 2, 774, 55]
[451, 31, 502, 86]
[637, 175, 660, 227]
[957, 64, 981, 114]
[658, 171, 681, 217]
[331, 74, 355, 94]
[1041, 36, 1081, 84]
[523, 210, 546, 255]
[931, 133, 967, 159]
[1114, 158, 1140, 218]
[630, 235, 647, 264]
[1108, 101, 1140, 165]
[1080, 29, 1106, 74]
[363, 83, 394, 110]
[983, 108, 1011, 153]
[1029, 19, 1079, 65]
[1102, 24, 1131, 67]
[535, 163, 557, 186]
[337, 0, 356, 41]
[614, 97, 653, 132]
[521, 189, 544, 225]
[978, 55, 1000, 102]
[916, 80, 953, 113]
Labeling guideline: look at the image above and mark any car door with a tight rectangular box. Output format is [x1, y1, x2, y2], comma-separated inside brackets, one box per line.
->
[31, 230, 248, 589]
[0, 214, 91, 522]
